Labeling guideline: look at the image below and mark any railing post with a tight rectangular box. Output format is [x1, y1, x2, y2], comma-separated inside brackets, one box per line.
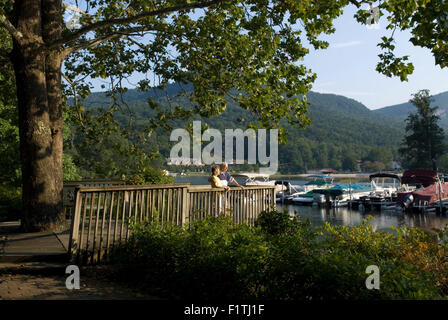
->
[181, 187, 190, 226]
[124, 191, 130, 218]
[68, 187, 82, 263]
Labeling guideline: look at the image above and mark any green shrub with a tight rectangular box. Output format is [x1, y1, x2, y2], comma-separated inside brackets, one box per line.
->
[126, 166, 175, 185]
[109, 215, 269, 299]
[108, 209, 447, 300]
[255, 208, 312, 237]
[0, 184, 21, 221]
[62, 153, 81, 180]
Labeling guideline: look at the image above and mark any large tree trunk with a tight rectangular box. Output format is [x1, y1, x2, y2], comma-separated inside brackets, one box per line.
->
[11, 0, 65, 232]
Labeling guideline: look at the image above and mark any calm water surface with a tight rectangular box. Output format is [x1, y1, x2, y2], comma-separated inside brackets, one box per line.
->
[175, 175, 448, 232]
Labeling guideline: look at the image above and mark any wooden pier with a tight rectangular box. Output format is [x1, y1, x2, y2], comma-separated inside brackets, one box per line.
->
[66, 183, 276, 265]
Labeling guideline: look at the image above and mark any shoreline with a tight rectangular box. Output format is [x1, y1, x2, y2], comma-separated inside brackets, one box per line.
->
[270, 173, 401, 179]
[180, 172, 402, 179]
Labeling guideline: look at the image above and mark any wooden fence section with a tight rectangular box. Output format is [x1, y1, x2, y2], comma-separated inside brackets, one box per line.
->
[63, 180, 126, 219]
[187, 186, 275, 225]
[68, 184, 276, 265]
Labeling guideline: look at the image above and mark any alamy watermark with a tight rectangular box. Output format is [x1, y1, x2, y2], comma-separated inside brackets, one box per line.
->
[365, 265, 380, 290]
[365, 1, 426, 29]
[66, 265, 80, 290]
[169, 121, 278, 174]
[366, 3, 381, 27]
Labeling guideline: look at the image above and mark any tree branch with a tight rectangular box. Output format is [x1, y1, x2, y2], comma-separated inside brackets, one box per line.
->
[120, 34, 151, 51]
[62, 23, 171, 56]
[348, 0, 373, 8]
[50, 0, 228, 50]
[63, 33, 123, 57]
[62, 73, 86, 128]
[62, 3, 94, 26]
[63, 4, 89, 16]
[0, 14, 24, 44]
[348, 0, 360, 7]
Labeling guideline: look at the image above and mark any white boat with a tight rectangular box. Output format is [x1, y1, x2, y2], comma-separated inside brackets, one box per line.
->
[353, 173, 416, 211]
[274, 181, 304, 203]
[291, 191, 315, 204]
[369, 173, 401, 194]
[313, 183, 374, 207]
[233, 173, 293, 193]
[289, 175, 335, 205]
[302, 175, 334, 192]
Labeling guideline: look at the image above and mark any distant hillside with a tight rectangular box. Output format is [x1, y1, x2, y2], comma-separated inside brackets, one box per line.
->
[374, 91, 448, 128]
[307, 91, 389, 121]
[72, 85, 405, 173]
[83, 86, 402, 130]
[303, 91, 403, 146]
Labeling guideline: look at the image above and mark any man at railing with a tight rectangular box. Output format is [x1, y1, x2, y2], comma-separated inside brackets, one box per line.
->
[219, 162, 245, 189]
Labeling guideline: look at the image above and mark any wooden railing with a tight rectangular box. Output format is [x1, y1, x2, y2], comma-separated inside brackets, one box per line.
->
[63, 180, 126, 219]
[68, 184, 276, 265]
[187, 186, 275, 225]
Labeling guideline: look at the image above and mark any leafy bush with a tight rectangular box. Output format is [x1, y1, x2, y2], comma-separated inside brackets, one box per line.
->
[255, 207, 312, 237]
[108, 210, 448, 300]
[126, 166, 174, 185]
[62, 153, 82, 180]
[313, 220, 443, 299]
[0, 184, 21, 221]
[109, 215, 268, 299]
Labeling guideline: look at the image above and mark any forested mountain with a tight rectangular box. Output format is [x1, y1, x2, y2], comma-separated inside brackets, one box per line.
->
[69, 84, 405, 175]
[375, 91, 448, 128]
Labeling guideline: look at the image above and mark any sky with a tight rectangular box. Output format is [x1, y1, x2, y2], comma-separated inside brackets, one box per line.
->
[69, 1, 448, 111]
[304, 5, 448, 110]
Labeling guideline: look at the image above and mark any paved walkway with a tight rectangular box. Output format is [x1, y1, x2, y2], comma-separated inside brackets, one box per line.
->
[0, 221, 158, 300]
[0, 221, 69, 263]
[0, 263, 158, 300]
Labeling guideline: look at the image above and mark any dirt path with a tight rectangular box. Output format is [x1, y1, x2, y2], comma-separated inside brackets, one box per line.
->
[0, 264, 158, 300]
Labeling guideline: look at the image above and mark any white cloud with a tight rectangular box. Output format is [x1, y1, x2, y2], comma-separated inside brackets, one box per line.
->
[313, 89, 375, 97]
[332, 40, 362, 48]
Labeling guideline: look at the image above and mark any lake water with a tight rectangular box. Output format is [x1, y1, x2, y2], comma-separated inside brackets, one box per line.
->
[175, 175, 448, 232]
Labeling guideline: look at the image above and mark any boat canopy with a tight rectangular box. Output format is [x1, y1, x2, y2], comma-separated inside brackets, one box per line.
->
[369, 173, 400, 181]
[397, 183, 448, 205]
[299, 191, 315, 198]
[313, 189, 344, 197]
[274, 180, 290, 186]
[233, 173, 270, 178]
[232, 173, 271, 182]
[331, 183, 372, 191]
[304, 180, 332, 186]
[313, 183, 371, 197]
[400, 169, 437, 187]
[274, 180, 291, 191]
[307, 175, 333, 180]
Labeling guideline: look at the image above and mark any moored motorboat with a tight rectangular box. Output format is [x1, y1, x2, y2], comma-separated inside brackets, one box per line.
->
[396, 169, 448, 213]
[275, 181, 303, 203]
[313, 183, 374, 207]
[350, 173, 402, 211]
[288, 175, 335, 205]
[302, 175, 334, 192]
[291, 190, 315, 205]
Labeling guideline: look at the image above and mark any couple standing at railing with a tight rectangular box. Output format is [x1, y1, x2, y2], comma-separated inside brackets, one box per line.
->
[209, 162, 245, 191]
